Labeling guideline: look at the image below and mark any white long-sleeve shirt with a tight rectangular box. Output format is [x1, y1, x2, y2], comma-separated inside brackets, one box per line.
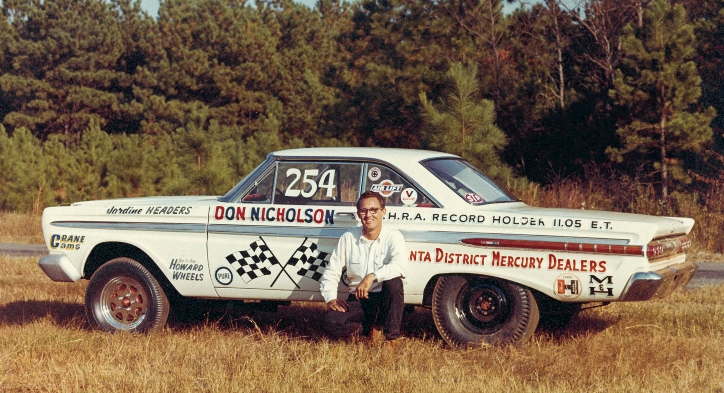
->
[319, 226, 408, 304]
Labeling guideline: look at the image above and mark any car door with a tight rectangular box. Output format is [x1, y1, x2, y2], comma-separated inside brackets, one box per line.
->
[208, 159, 363, 301]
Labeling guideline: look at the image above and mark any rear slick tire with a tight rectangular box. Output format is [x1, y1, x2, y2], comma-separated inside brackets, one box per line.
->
[431, 275, 539, 347]
[85, 257, 170, 333]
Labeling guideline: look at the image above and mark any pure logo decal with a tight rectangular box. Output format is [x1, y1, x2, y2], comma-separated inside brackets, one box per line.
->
[215, 267, 233, 285]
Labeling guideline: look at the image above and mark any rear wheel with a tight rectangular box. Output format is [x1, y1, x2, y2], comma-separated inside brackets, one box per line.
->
[431, 275, 539, 347]
[85, 257, 170, 332]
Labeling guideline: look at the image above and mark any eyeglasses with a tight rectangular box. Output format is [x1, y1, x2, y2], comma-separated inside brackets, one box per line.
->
[357, 207, 381, 216]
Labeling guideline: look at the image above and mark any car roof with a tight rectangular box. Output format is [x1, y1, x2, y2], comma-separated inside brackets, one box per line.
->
[271, 147, 459, 165]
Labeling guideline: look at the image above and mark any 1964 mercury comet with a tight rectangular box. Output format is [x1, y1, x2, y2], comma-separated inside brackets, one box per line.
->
[38, 148, 696, 346]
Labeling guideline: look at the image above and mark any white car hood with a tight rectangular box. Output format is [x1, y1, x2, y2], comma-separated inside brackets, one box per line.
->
[70, 196, 219, 207]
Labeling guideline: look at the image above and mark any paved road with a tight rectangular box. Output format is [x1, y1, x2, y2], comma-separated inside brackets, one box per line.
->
[687, 262, 724, 287]
[3, 243, 723, 286]
[0, 243, 48, 257]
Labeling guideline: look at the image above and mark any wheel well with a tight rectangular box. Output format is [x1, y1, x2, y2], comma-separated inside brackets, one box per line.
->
[422, 274, 540, 308]
[421, 275, 441, 307]
[83, 242, 180, 299]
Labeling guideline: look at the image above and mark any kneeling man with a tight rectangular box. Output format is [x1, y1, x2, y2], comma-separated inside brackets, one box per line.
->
[319, 191, 408, 344]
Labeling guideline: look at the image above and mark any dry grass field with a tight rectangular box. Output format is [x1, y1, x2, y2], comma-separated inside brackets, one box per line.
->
[1, 254, 723, 393]
[0, 213, 43, 244]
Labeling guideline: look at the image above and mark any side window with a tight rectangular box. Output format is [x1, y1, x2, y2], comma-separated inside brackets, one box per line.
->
[363, 164, 432, 207]
[273, 162, 362, 205]
[240, 169, 274, 203]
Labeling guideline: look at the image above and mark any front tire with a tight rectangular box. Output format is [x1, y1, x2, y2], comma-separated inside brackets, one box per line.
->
[431, 275, 539, 347]
[85, 257, 170, 332]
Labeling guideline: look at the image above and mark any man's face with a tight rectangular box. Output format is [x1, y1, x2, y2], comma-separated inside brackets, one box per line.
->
[357, 197, 385, 234]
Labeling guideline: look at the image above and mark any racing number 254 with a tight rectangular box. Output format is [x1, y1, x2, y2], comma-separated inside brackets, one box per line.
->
[284, 168, 336, 198]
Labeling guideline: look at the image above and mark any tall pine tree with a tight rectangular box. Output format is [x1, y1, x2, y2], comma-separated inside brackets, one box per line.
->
[419, 62, 512, 181]
[608, 0, 715, 200]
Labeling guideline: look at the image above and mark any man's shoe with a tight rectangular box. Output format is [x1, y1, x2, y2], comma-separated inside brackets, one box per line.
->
[369, 327, 384, 342]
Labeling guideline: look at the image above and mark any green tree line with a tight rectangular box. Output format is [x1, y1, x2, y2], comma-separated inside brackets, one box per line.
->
[0, 0, 721, 212]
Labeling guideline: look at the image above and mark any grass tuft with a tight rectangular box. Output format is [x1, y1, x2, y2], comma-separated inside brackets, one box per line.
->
[0, 212, 43, 244]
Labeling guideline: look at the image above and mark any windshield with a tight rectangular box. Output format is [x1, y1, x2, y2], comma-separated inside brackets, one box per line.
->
[421, 158, 516, 204]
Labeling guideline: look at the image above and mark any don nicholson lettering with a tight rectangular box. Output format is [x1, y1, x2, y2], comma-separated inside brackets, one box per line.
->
[214, 206, 335, 224]
[169, 259, 204, 281]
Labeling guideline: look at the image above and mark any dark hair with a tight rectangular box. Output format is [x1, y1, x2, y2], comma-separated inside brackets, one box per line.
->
[357, 191, 385, 210]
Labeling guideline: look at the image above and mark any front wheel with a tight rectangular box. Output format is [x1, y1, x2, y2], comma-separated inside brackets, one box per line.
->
[85, 257, 170, 332]
[431, 275, 539, 347]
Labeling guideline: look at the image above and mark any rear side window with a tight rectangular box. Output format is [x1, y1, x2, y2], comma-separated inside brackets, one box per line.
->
[422, 159, 516, 204]
[362, 164, 433, 207]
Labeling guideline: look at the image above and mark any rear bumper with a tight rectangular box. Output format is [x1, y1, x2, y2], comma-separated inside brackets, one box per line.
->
[38, 254, 82, 282]
[620, 260, 697, 301]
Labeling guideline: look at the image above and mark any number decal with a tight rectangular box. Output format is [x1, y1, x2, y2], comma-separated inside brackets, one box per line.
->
[318, 169, 336, 197]
[284, 168, 337, 198]
[465, 193, 483, 203]
[300, 169, 319, 198]
[285, 168, 302, 197]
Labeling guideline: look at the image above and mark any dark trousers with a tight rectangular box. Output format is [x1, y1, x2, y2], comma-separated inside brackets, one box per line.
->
[324, 277, 404, 340]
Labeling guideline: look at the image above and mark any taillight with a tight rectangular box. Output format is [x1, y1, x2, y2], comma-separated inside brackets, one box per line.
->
[646, 243, 664, 259]
[460, 238, 644, 256]
[460, 234, 692, 260]
[645, 235, 691, 259]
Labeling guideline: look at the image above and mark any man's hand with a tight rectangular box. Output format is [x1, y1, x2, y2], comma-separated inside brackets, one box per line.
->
[355, 273, 376, 299]
[327, 298, 348, 312]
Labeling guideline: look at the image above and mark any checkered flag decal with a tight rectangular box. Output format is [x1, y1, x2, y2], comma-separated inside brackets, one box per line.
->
[287, 238, 331, 282]
[226, 239, 280, 283]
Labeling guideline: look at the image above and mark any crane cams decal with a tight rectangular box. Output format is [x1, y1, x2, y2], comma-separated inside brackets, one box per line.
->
[50, 234, 85, 250]
[554, 273, 581, 299]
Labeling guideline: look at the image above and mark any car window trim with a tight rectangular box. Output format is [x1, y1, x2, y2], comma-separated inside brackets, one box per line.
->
[221, 154, 443, 208]
[218, 156, 276, 203]
[272, 155, 441, 208]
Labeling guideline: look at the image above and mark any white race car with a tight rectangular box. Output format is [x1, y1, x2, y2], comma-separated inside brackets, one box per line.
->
[39, 148, 696, 346]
